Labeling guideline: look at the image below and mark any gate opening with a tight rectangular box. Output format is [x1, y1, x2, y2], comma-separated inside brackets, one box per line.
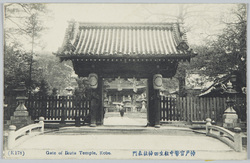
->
[103, 78, 148, 126]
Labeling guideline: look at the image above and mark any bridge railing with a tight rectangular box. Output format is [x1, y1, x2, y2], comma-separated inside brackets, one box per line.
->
[8, 117, 44, 149]
[205, 118, 242, 152]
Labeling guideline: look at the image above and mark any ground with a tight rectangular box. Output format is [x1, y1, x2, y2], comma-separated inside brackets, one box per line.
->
[2, 112, 248, 160]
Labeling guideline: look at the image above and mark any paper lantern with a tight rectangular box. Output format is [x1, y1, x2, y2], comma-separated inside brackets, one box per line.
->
[153, 74, 162, 89]
[88, 73, 98, 89]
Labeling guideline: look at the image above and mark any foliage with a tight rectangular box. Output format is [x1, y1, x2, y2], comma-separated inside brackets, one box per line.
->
[4, 3, 49, 95]
[4, 3, 50, 96]
[36, 79, 50, 96]
[4, 3, 48, 49]
[74, 77, 90, 98]
[35, 53, 76, 95]
[4, 45, 43, 96]
[175, 4, 247, 92]
[51, 88, 58, 96]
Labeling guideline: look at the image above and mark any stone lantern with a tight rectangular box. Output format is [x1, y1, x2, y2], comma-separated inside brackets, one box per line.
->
[222, 80, 239, 129]
[141, 98, 147, 113]
[10, 82, 33, 129]
[13, 82, 29, 116]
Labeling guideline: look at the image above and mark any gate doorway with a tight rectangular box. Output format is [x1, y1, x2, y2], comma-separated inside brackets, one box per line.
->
[103, 78, 148, 126]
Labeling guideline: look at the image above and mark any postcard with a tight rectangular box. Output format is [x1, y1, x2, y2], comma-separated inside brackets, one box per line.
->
[2, 3, 248, 160]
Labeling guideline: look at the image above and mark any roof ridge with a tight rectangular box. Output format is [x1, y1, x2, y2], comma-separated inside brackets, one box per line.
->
[67, 20, 181, 26]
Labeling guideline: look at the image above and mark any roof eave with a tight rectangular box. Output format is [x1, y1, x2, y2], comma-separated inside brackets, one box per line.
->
[56, 53, 193, 61]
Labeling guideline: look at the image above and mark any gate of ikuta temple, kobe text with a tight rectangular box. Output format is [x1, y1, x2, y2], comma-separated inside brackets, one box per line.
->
[160, 96, 246, 123]
[25, 96, 91, 123]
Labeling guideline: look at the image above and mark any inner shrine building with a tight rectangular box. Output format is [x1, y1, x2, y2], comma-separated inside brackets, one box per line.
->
[56, 21, 195, 127]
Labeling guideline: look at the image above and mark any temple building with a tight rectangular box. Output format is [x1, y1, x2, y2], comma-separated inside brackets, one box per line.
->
[103, 78, 147, 112]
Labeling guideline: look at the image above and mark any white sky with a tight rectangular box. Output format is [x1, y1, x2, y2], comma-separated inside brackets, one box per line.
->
[39, 3, 236, 53]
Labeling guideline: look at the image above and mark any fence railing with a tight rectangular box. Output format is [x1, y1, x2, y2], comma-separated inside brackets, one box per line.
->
[4, 95, 246, 123]
[8, 117, 44, 149]
[25, 96, 90, 122]
[160, 96, 246, 123]
[205, 118, 242, 152]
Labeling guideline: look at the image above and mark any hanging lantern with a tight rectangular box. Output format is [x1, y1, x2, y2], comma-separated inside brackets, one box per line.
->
[88, 73, 98, 89]
[153, 74, 163, 90]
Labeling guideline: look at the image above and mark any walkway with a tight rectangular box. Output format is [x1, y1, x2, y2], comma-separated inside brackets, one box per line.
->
[103, 112, 147, 126]
[3, 115, 247, 160]
[4, 125, 247, 160]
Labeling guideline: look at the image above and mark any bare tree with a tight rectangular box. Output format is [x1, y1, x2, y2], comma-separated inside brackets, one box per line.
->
[4, 3, 48, 94]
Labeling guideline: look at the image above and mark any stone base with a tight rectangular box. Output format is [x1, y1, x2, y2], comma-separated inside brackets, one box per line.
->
[223, 123, 239, 128]
[223, 113, 238, 119]
[9, 115, 33, 130]
[13, 110, 29, 116]
[223, 113, 239, 129]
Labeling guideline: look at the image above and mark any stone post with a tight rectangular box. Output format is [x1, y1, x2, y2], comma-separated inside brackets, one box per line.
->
[234, 127, 242, 152]
[8, 125, 16, 149]
[206, 118, 212, 135]
[39, 117, 45, 133]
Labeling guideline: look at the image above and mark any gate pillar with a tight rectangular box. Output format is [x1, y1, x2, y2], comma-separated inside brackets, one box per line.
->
[96, 77, 104, 125]
[89, 73, 104, 126]
[148, 75, 162, 127]
[147, 76, 155, 126]
[89, 73, 98, 127]
[90, 93, 97, 127]
[154, 90, 161, 128]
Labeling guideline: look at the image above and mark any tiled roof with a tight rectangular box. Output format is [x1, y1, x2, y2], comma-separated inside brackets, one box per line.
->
[57, 21, 191, 57]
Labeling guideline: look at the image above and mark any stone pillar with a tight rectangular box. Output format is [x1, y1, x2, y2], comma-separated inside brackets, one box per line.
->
[8, 125, 16, 149]
[39, 117, 45, 133]
[10, 82, 33, 129]
[234, 127, 242, 152]
[206, 118, 212, 136]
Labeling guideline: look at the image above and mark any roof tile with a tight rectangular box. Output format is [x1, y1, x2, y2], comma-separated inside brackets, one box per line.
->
[57, 22, 190, 57]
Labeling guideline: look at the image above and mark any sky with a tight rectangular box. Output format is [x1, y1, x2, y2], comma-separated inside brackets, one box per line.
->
[39, 3, 237, 53]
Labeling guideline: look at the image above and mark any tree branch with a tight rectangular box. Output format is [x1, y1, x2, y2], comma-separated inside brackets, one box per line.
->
[6, 17, 29, 34]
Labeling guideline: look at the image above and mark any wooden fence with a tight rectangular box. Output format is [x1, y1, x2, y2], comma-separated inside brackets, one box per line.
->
[4, 95, 246, 123]
[160, 96, 246, 122]
[25, 96, 91, 122]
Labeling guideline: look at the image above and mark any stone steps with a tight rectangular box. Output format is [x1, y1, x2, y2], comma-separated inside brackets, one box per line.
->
[46, 125, 201, 136]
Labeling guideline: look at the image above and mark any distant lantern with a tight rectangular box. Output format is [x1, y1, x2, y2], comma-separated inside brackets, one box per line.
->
[153, 74, 163, 89]
[88, 73, 98, 89]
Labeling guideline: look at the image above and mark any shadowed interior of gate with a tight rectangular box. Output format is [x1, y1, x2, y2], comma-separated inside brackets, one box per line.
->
[103, 78, 148, 126]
